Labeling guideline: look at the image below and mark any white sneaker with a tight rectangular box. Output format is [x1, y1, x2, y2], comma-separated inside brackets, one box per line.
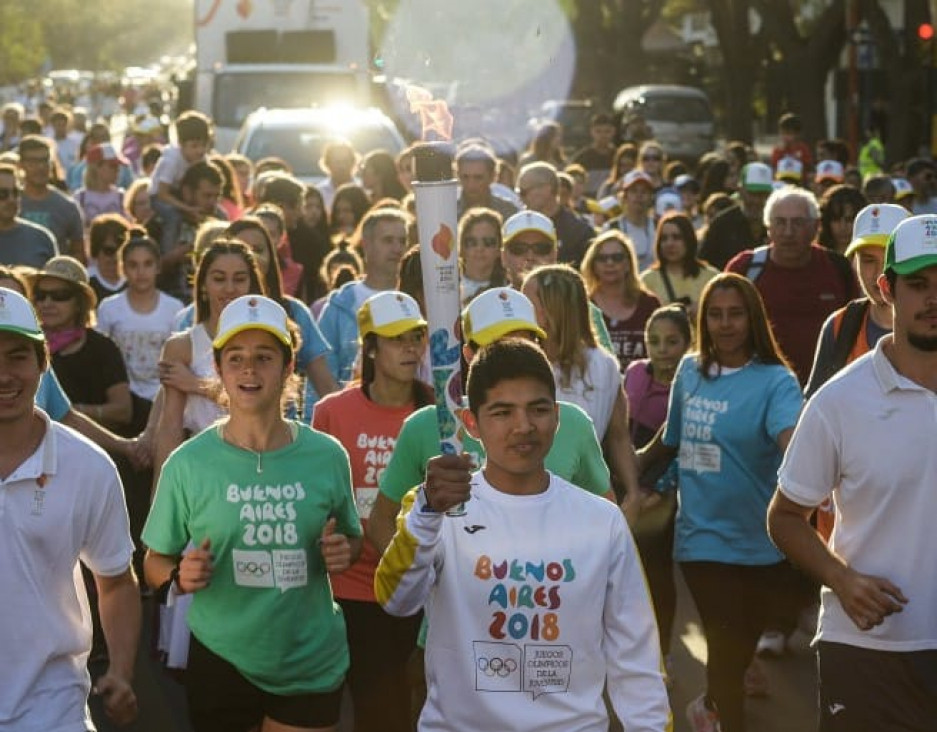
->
[756, 630, 786, 657]
[686, 693, 721, 732]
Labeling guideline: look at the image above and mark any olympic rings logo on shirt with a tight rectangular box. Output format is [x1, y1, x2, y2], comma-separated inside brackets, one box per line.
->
[476, 657, 518, 677]
[236, 561, 272, 576]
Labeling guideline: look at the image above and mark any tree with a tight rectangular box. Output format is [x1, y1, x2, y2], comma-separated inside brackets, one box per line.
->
[1, 0, 194, 74]
[704, 0, 765, 144]
[0, 4, 46, 84]
[861, 0, 931, 163]
[755, 0, 849, 146]
[567, 0, 665, 103]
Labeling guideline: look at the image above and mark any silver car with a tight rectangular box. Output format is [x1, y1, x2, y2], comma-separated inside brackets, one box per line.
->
[612, 85, 715, 164]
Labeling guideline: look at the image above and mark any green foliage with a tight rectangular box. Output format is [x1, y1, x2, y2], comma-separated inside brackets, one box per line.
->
[0, 4, 46, 84]
[0, 0, 194, 77]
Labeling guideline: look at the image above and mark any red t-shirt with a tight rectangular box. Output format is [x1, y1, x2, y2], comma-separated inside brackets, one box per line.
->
[770, 140, 814, 175]
[598, 291, 662, 374]
[312, 385, 417, 602]
[726, 245, 859, 385]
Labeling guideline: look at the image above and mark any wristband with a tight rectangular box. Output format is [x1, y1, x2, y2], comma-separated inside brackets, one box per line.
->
[419, 483, 439, 514]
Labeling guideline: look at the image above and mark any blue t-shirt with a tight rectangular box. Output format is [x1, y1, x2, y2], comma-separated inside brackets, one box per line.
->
[35, 368, 72, 421]
[662, 355, 802, 565]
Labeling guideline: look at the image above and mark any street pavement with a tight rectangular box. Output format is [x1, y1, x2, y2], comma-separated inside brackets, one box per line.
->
[90, 570, 819, 732]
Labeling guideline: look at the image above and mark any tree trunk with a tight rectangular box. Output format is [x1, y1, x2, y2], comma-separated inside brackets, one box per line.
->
[707, 0, 761, 144]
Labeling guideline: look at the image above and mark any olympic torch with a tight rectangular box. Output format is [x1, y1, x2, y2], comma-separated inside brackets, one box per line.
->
[412, 141, 466, 515]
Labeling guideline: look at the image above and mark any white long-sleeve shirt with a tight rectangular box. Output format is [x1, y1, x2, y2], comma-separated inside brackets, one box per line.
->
[375, 471, 671, 732]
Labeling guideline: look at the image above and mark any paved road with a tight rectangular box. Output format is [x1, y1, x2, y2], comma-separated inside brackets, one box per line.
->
[90, 572, 819, 732]
[666, 570, 819, 732]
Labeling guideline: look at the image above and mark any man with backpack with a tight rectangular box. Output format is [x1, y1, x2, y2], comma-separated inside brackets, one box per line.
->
[805, 203, 910, 398]
[802, 203, 909, 543]
[726, 186, 860, 385]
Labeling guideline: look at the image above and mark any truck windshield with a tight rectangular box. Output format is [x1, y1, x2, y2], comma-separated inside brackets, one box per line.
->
[213, 72, 361, 128]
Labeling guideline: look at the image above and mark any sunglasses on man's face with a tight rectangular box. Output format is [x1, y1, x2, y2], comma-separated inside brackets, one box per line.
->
[505, 240, 554, 257]
[464, 236, 499, 249]
[34, 288, 76, 303]
[0, 187, 20, 201]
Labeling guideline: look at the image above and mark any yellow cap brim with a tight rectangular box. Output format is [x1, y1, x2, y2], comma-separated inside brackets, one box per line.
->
[844, 234, 888, 258]
[469, 319, 547, 347]
[362, 318, 427, 339]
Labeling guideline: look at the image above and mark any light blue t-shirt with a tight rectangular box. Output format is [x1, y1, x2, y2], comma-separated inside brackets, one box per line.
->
[36, 368, 71, 421]
[173, 295, 330, 421]
[662, 355, 802, 565]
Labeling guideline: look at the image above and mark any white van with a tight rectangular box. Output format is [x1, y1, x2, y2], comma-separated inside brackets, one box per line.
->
[612, 85, 715, 164]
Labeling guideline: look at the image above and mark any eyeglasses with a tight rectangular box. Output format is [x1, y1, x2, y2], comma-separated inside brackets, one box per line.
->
[594, 252, 626, 264]
[642, 154, 662, 162]
[464, 236, 499, 249]
[770, 217, 811, 231]
[99, 245, 119, 257]
[34, 287, 76, 303]
[505, 240, 554, 257]
[0, 187, 20, 201]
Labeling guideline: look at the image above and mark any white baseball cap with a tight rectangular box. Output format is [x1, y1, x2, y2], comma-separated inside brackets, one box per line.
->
[502, 210, 557, 246]
[0, 287, 44, 341]
[892, 177, 914, 200]
[620, 169, 655, 191]
[213, 295, 292, 349]
[844, 204, 910, 258]
[462, 287, 546, 347]
[885, 214, 937, 276]
[655, 189, 683, 218]
[740, 162, 773, 192]
[357, 291, 427, 339]
[815, 159, 845, 183]
[775, 156, 804, 182]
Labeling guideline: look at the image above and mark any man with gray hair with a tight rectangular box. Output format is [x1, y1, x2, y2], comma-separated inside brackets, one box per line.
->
[726, 186, 859, 385]
[516, 161, 595, 269]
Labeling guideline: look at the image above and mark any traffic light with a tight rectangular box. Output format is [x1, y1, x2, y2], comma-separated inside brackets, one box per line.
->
[918, 22, 935, 65]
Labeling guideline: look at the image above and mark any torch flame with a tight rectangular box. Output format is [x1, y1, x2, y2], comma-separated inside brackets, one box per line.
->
[406, 85, 454, 142]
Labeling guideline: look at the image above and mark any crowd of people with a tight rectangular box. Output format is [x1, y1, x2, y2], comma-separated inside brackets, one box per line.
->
[1, 99, 936, 732]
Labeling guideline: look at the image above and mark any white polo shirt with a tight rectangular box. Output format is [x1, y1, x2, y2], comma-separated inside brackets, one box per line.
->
[0, 410, 134, 732]
[779, 336, 937, 652]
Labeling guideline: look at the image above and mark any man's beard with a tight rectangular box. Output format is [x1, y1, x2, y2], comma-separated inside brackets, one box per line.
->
[908, 332, 937, 352]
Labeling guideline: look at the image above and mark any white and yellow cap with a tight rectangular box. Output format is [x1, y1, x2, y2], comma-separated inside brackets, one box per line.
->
[0, 287, 44, 341]
[502, 210, 557, 245]
[892, 177, 914, 200]
[815, 159, 845, 183]
[775, 156, 803, 182]
[462, 287, 547, 347]
[213, 295, 291, 349]
[844, 204, 910, 258]
[357, 291, 426, 339]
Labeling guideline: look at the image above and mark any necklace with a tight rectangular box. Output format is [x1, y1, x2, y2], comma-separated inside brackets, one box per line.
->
[223, 421, 292, 474]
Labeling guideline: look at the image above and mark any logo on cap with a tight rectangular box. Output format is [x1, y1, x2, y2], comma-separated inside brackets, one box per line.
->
[247, 298, 260, 321]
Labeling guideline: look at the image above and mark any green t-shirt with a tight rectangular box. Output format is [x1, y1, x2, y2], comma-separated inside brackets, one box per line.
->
[142, 423, 361, 695]
[590, 301, 614, 352]
[378, 401, 611, 503]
